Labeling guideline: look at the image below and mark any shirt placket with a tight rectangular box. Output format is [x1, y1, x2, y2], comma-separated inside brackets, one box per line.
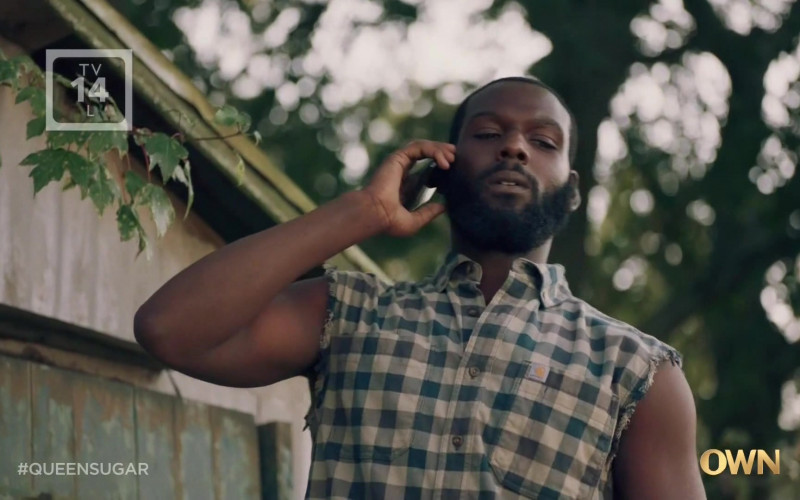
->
[437, 268, 540, 495]
[440, 279, 510, 495]
[431, 275, 482, 494]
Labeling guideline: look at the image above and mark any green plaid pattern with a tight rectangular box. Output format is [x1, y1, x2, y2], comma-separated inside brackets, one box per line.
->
[306, 252, 681, 499]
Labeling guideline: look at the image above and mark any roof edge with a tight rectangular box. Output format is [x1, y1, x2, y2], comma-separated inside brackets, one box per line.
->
[45, 0, 389, 279]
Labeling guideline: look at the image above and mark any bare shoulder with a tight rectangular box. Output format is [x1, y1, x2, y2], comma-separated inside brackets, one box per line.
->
[613, 363, 706, 499]
[628, 363, 696, 432]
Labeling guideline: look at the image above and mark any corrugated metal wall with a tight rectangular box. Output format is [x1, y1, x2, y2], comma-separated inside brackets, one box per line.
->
[0, 354, 261, 499]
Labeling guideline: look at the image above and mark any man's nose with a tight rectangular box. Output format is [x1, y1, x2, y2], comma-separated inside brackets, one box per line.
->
[499, 132, 529, 164]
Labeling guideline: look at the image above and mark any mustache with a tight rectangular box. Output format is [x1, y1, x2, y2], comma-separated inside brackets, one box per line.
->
[477, 162, 538, 188]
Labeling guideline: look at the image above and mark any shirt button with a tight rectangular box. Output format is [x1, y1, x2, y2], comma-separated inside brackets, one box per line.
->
[466, 307, 480, 317]
[468, 366, 480, 378]
[452, 435, 463, 448]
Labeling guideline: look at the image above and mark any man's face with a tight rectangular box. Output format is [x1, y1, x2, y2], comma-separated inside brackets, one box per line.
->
[440, 81, 579, 254]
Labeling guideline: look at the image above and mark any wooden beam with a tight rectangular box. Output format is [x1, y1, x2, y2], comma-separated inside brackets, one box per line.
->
[0, 304, 162, 371]
[258, 422, 293, 500]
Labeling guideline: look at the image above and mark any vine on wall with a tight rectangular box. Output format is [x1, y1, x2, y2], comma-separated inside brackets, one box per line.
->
[0, 50, 254, 257]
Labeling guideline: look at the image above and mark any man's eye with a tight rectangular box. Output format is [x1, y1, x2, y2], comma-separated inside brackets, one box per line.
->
[533, 138, 557, 149]
[475, 132, 500, 139]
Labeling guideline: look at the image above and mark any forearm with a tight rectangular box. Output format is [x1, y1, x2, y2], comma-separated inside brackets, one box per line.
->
[134, 190, 385, 354]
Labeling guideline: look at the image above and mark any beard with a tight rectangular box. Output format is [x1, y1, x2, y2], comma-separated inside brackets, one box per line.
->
[439, 162, 574, 254]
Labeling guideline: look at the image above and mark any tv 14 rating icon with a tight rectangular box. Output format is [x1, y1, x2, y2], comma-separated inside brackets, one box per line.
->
[45, 49, 133, 132]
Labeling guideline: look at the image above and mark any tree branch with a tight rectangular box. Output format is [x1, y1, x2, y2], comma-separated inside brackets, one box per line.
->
[643, 230, 800, 337]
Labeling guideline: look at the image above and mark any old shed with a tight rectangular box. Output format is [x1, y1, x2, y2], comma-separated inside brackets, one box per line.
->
[0, 0, 387, 498]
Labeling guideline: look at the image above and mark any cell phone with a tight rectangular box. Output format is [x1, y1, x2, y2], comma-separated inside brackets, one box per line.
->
[401, 160, 445, 210]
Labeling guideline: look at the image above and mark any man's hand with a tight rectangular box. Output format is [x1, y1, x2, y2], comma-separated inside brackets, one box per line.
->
[363, 140, 455, 237]
[134, 139, 454, 387]
[134, 139, 455, 387]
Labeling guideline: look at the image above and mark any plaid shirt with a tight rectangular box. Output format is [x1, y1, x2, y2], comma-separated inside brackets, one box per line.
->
[306, 252, 681, 499]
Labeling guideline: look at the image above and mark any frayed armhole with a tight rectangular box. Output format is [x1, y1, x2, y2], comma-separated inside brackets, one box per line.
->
[304, 264, 339, 437]
[609, 346, 683, 463]
[319, 264, 338, 351]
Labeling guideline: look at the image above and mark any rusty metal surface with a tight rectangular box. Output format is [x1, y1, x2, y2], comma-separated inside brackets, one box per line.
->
[72, 371, 137, 499]
[0, 355, 32, 496]
[31, 363, 77, 495]
[211, 407, 261, 499]
[175, 401, 215, 500]
[0, 355, 262, 499]
[135, 388, 178, 499]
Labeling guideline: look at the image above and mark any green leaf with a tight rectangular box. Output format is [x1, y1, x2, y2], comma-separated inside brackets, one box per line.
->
[235, 111, 251, 132]
[140, 132, 187, 180]
[0, 58, 17, 87]
[124, 170, 147, 200]
[116, 203, 141, 241]
[88, 131, 129, 159]
[174, 160, 194, 218]
[133, 128, 151, 147]
[212, 105, 251, 132]
[111, 131, 129, 157]
[117, 203, 151, 259]
[65, 154, 95, 198]
[124, 170, 176, 237]
[15, 86, 45, 116]
[87, 166, 120, 215]
[20, 149, 88, 193]
[26, 117, 45, 140]
[47, 130, 90, 150]
[214, 105, 240, 127]
[235, 154, 245, 185]
[138, 184, 175, 237]
[12, 56, 38, 77]
[137, 233, 151, 259]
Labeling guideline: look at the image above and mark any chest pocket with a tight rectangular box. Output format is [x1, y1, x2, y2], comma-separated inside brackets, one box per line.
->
[321, 331, 430, 464]
[487, 364, 619, 499]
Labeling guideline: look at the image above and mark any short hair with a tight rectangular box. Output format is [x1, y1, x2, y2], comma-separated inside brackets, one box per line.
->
[447, 76, 578, 165]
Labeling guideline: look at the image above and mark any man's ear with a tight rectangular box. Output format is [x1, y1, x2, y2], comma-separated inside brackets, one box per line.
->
[567, 171, 581, 211]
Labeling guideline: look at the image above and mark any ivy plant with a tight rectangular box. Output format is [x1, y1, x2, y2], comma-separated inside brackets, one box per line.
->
[0, 50, 253, 258]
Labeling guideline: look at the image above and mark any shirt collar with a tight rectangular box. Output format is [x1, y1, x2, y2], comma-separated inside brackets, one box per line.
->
[432, 251, 571, 307]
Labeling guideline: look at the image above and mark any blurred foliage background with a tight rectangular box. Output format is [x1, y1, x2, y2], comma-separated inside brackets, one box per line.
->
[110, 0, 800, 497]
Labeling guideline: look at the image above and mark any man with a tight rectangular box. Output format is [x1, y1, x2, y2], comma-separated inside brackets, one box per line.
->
[134, 77, 706, 499]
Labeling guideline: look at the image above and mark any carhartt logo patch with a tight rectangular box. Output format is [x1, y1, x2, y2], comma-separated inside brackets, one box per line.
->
[526, 363, 550, 383]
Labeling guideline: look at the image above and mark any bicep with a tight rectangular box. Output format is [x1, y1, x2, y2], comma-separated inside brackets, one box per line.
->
[613, 364, 706, 499]
[176, 276, 330, 387]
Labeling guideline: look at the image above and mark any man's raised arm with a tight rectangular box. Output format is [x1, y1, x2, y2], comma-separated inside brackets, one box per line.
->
[133, 141, 455, 387]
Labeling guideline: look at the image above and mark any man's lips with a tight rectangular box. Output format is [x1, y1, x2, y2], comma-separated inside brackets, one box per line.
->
[485, 183, 531, 197]
[484, 170, 532, 190]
